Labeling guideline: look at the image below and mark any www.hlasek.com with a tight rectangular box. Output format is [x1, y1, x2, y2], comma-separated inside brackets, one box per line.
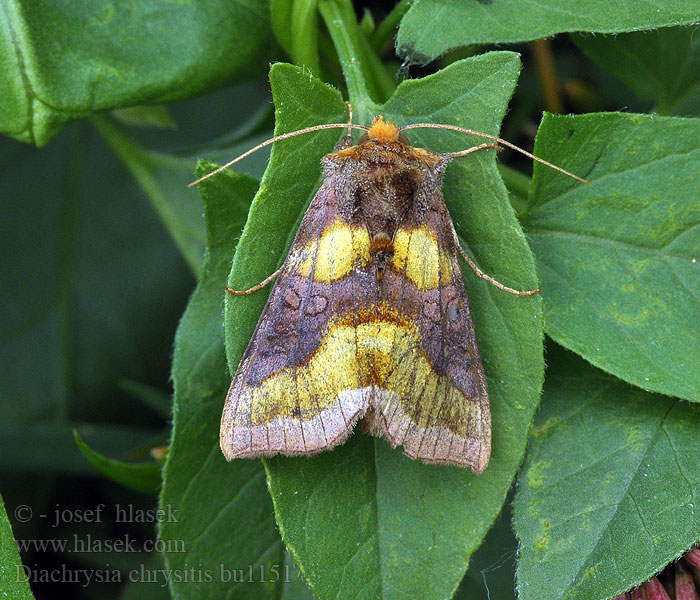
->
[16, 534, 185, 555]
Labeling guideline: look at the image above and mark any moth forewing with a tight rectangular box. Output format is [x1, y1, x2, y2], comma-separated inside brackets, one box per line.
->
[220, 171, 373, 460]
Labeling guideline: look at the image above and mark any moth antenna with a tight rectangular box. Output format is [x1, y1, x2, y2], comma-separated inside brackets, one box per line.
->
[399, 123, 589, 184]
[451, 142, 502, 156]
[188, 122, 370, 187]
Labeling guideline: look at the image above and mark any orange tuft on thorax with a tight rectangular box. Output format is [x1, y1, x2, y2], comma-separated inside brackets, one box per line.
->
[367, 116, 400, 143]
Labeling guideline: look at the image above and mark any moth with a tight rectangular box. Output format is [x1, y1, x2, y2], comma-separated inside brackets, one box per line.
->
[194, 111, 585, 474]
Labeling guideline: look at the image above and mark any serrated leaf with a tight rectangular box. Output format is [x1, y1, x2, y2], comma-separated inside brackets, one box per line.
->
[524, 112, 700, 403]
[73, 430, 161, 495]
[514, 346, 700, 600]
[1, 0, 275, 146]
[573, 26, 700, 116]
[396, 0, 700, 63]
[160, 162, 292, 600]
[225, 54, 543, 600]
[0, 492, 35, 600]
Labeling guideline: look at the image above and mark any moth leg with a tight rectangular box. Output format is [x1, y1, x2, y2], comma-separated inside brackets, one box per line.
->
[451, 221, 540, 296]
[447, 142, 501, 158]
[334, 101, 355, 151]
[344, 101, 353, 136]
[456, 244, 540, 296]
[448, 143, 538, 296]
[225, 268, 281, 296]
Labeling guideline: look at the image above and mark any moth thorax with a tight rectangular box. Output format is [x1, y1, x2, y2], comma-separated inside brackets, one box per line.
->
[369, 233, 394, 275]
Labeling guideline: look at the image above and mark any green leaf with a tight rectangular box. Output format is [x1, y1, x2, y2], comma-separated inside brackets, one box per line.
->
[514, 346, 700, 600]
[93, 121, 270, 277]
[371, 0, 411, 52]
[1, 0, 275, 146]
[118, 553, 171, 600]
[225, 55, 543, 600]
[0, 492, 35, 600]
[524, 112, 700, 403]
[280, 550, 316, 600]
[290, 0, 321, 75]
[359, 8, 375, 38]
[73, 430, 161, 494]
[160, 162, 290, 599]
[573, 26, 700, 116]
[396, 0, 700, 63]
[0, 423, 162, 475]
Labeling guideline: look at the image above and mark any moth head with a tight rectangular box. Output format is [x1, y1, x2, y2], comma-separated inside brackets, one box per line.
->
[327, 116, 444, 176]
[357, 116, 411, 147]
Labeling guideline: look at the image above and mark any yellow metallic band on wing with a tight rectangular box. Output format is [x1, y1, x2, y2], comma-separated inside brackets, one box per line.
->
[244, 312, 477, 432]
[390, 226, 452, 289]
[293, 219, 371, 282]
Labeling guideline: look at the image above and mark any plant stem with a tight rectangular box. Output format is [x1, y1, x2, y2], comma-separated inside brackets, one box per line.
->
[318, 0, 394, 121]
[532, 39, 564, 114]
